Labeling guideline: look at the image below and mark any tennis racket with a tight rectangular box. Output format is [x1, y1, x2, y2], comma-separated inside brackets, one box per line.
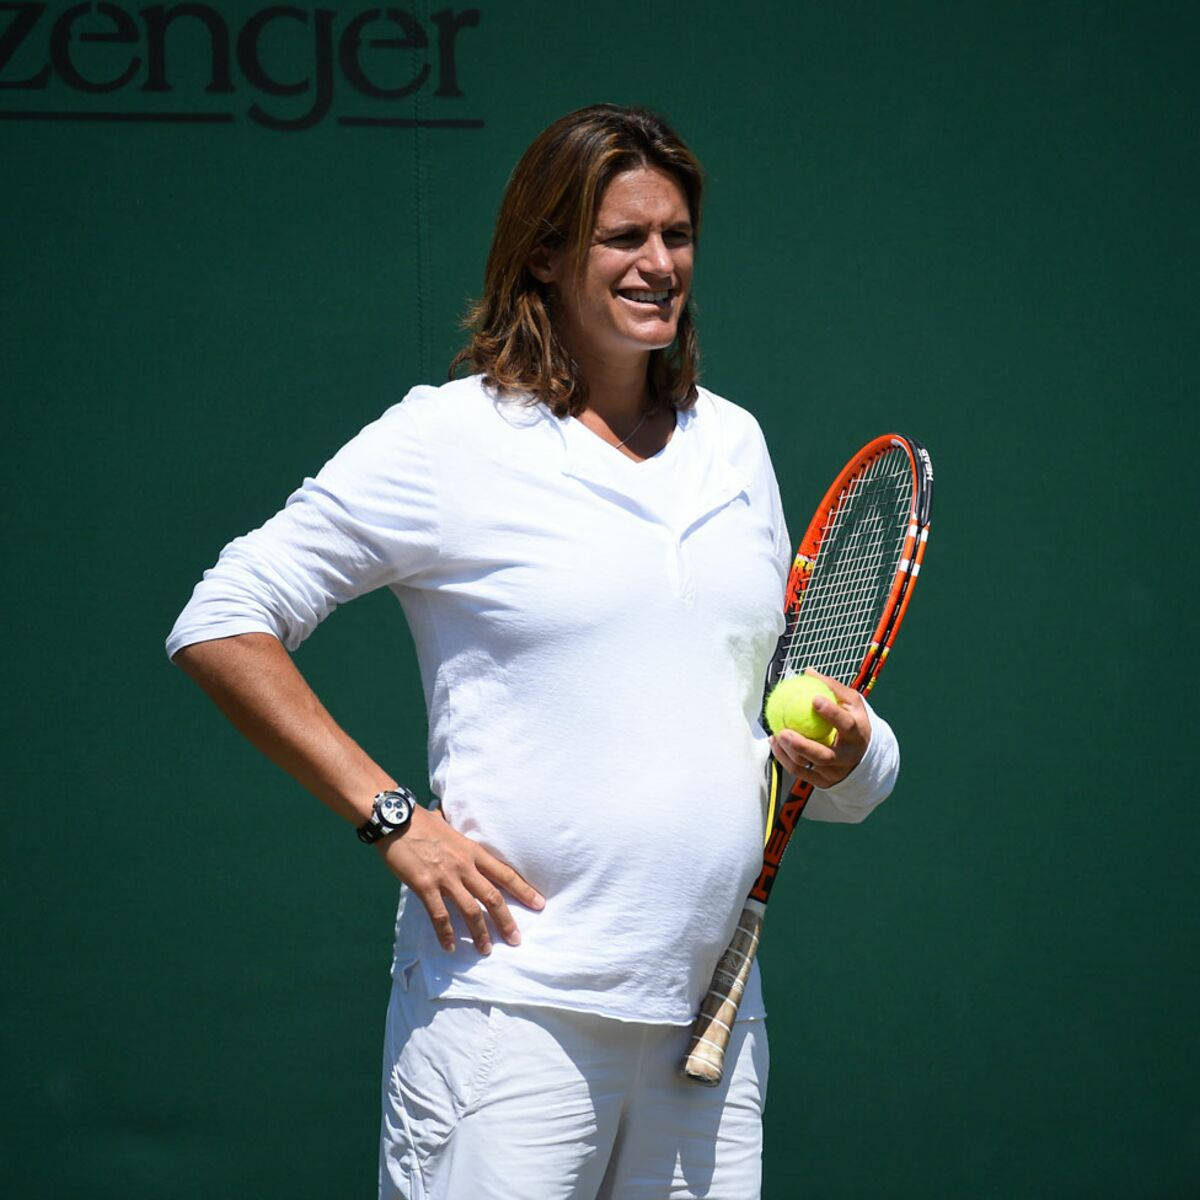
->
[679, 433, 934, 1085]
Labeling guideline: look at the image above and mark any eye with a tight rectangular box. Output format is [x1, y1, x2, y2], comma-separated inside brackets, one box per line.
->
[603, 230, 642, 247]
[665, 229, 694, 247]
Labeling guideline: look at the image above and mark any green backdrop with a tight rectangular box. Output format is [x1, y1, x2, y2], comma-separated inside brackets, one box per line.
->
[4, 2, 1197, 1196]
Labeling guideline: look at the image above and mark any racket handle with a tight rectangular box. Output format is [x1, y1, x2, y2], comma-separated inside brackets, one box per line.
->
[678, 903, 764, 1085]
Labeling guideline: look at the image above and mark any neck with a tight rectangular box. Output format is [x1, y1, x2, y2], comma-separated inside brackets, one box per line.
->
[576, 348, 653, 427]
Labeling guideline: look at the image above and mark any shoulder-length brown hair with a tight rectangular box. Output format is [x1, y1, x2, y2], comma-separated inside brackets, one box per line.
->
[449, 104, 704, 417]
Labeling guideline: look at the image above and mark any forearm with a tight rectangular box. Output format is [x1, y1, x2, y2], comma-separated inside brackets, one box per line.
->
[172, 631, 394, 825]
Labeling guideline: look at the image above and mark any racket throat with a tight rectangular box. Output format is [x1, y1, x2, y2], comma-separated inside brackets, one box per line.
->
[752, 783, 812, 903]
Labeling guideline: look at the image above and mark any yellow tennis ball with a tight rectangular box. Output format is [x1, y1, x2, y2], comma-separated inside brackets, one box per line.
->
[765, 675, 838, 745]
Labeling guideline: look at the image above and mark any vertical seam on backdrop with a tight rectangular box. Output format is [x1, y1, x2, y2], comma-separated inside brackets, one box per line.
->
[413, 0, 430, 381]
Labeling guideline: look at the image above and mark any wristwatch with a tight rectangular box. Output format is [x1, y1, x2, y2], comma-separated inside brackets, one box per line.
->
[356, 787, 417, 844]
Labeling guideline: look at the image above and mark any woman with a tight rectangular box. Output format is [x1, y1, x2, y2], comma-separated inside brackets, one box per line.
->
[168, 104, 898, 1200]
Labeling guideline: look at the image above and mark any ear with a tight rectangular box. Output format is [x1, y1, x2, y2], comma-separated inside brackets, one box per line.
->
[527, 243, 562, 285]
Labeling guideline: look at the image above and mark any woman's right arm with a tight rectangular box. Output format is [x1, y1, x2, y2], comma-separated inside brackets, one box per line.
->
[172, 631, 543, 956]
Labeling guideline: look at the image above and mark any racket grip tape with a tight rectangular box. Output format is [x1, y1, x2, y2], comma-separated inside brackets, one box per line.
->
[678, 904, 764, 1086]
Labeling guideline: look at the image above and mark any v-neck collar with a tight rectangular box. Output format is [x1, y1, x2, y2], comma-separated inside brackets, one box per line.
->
[553, 400, 749, 536]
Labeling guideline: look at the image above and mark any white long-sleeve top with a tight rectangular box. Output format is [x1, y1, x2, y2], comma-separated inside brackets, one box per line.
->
[167, 376, 898, 1023]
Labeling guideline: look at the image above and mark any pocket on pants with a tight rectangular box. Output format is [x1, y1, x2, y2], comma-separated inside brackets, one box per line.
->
[380, 967, 501, 1195]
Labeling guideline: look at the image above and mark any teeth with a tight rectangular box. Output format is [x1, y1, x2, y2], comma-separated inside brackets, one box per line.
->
[625, 290, 670, 303]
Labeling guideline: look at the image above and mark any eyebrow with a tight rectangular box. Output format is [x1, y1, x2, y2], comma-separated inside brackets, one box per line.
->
[594, 219, 694, 237]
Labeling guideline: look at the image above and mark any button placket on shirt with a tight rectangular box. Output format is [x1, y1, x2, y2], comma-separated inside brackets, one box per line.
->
[557, 413, 748, 607]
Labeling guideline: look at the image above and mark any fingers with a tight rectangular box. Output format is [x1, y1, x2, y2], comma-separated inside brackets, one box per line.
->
[460, 853, 547, 954]
[772, 669, 873, 788]
[455, 868, 523, 955]
[480, 856, 546, 914]
[445, 879, 499, 956]
[770, 729, 839, 786]
[380, 806, 544, 957]
[405, 862, 509, 957]
[411, 882, 457, 954]
[803, 668, 859, 734]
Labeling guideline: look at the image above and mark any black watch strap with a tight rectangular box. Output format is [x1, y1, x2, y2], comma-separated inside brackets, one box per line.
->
[356, 787, 417, 845]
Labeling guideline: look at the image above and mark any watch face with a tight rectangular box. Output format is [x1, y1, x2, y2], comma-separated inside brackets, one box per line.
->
[378, 793, 413, 827]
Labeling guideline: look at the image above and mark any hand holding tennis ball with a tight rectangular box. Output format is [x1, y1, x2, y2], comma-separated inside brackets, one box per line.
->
[765, 674, 839, 746]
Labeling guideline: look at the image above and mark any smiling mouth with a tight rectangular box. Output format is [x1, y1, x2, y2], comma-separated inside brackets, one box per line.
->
[620, 288, 673, 305]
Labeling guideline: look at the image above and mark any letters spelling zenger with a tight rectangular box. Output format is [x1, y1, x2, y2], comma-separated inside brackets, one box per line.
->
[0, 3, 483, 131]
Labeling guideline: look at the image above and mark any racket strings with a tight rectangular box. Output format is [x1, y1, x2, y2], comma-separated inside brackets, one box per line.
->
[781, 448, 913, 685]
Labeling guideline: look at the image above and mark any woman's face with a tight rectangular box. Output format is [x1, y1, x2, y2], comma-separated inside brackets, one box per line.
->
[535, 165, 694, 373]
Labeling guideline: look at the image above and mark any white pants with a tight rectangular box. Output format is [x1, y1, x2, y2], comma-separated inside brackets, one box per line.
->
[379, 965, 768, 1200]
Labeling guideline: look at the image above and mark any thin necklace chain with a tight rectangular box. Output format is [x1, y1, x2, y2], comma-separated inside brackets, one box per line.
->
[613, 407, 654, 449]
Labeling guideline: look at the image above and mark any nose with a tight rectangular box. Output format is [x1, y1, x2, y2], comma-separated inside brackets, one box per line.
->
[639, 233, 674, 279]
